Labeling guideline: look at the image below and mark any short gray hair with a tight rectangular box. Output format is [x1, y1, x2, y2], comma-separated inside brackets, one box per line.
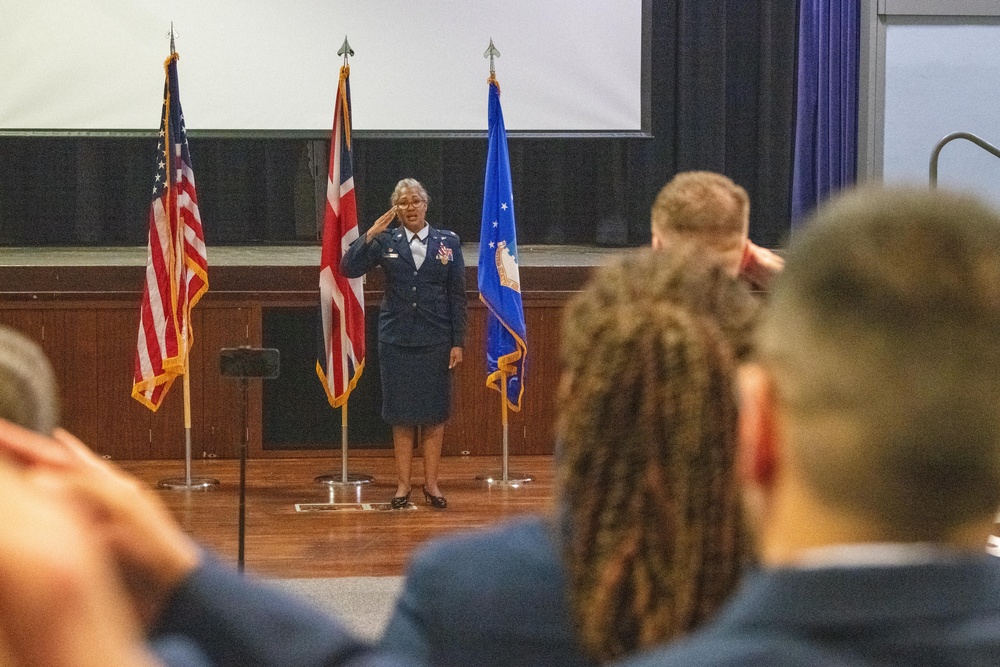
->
[0, 325, 59, 434]
[390, 178, 430, 207]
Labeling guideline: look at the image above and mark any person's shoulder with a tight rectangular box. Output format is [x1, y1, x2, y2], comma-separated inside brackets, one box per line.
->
[616, 640, 784, 667]
[617, 629, 867, 667]
[431, 227, 461, 244]
[409, 515, 551, 573]
[401, 516, 559, 607]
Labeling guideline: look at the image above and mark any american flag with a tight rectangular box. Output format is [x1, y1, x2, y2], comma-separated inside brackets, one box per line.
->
[132, 52, 208, 411]
[317, 64, 365, 407]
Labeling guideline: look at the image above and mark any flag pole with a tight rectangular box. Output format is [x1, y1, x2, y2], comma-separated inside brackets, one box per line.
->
[342, 403, 349, 481]
[314, 35, 373, 493]
[475, 40, 531, 487]
[314, 355, 373, 488]
[183, 359, 192, 485]
[159, 321, 218, 490]
[477, 370, 531, 486]
[501, 370, 509, 482]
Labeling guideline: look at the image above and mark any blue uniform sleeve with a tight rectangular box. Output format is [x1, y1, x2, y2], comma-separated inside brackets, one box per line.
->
[149, 556, 411, 667]
[150, 635, 214, 667]
[341, 233, 385, 279]
[447, 237, 467, 348]
[379, 546, 438, 665]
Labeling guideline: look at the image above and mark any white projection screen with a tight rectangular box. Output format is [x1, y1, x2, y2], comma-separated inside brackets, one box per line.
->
[1, 0, 647, 135]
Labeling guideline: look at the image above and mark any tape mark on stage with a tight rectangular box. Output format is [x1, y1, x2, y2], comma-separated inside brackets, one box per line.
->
[294, 502, 418, 512]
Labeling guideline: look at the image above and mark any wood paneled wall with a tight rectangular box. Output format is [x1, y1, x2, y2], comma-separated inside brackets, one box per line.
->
[0, 264, 586, 460]
[0, 303, 255, 459]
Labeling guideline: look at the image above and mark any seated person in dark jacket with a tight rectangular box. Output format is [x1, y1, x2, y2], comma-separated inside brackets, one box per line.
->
[379, 250, 761, 666]
[0, 325, 413, 667]
[618, 187, 1000, 667]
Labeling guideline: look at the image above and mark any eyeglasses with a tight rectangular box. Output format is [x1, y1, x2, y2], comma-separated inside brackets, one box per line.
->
[396, 199, 426, 209]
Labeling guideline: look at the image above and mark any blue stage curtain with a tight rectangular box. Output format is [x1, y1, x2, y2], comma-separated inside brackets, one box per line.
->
[792, 0, 859, 225]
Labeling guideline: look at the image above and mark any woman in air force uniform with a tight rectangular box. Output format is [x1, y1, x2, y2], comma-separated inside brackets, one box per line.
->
[341, 178, 467, 509]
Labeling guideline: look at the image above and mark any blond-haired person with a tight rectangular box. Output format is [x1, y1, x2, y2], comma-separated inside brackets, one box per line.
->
[651, 171, 784, 290]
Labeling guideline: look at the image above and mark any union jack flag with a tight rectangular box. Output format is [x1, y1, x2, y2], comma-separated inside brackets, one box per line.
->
[132, 52, 208, 411]
[317, 64, 365, 407]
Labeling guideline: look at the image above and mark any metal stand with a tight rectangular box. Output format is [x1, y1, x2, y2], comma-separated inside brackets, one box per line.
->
[315, 472, 375, 485]
[214, 347, 280, 573]
[477, 371, 532, 486]
[315, 402, 374, 487]
[237, 378, 249, 573]
[159, 357, 219, 491]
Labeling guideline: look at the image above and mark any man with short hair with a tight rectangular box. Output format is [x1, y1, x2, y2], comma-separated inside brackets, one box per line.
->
[0, 324, 59, 434]
[651, 171, 783, 290]
[620, 186, 1000, 666]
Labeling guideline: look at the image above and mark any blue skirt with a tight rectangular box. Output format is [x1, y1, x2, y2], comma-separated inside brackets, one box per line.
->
[379, 341, 452, 425]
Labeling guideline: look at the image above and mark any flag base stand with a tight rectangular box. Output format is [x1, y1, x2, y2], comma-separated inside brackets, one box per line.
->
[477, 372, 532, 487]
[476, 472, 533, 487]
[314, 473, 374, 486]
[158, 419, 219, 490]
[315, 403, 374, 487]
[158, 477, 219, 491]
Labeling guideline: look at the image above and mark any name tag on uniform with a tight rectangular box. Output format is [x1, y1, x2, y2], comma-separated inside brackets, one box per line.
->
[383, 250, 400, 259]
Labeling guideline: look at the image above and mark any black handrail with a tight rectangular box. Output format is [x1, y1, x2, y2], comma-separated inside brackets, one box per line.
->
[929, 131, 1000, 188]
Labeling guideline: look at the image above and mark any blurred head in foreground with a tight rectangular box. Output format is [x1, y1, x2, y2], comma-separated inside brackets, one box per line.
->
[557, 248, 760, 662]
[0, 324, 58, 434]
[742, 186, 1000, 562]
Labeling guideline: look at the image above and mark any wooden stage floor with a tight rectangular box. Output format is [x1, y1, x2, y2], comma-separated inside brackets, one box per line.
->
[117, 455, 555, 579]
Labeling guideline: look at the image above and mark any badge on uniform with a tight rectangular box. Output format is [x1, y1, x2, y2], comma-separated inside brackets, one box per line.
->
[437, 246, 453, 265]
[384, 250, 400, 259]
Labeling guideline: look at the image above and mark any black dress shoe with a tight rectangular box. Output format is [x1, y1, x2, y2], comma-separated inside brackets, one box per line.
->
[423, 488, 447, 509]
[390, 490, 411, 509]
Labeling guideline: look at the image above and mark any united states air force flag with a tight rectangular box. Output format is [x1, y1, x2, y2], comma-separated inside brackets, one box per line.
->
[478, 77, 527, 411]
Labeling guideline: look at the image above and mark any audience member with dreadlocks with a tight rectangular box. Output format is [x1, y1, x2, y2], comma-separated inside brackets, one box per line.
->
[379, 248, 760, 667]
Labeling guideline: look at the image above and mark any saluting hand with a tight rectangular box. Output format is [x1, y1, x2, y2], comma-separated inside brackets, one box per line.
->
[365, 206, 399, 242]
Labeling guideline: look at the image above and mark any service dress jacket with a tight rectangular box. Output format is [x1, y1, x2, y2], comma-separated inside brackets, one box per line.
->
[617, 554, 1000, 667]
[341, 224, 467, 349]
[380, 515, 596, 667]
[150, 556, 414, 667]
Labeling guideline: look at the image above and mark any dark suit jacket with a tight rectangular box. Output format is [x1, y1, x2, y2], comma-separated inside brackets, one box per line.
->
[617, 554, 1000, 667]
[341, 225, 466, 348]
[150, 556, 413, 667]
[380, 515, 596, 667]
